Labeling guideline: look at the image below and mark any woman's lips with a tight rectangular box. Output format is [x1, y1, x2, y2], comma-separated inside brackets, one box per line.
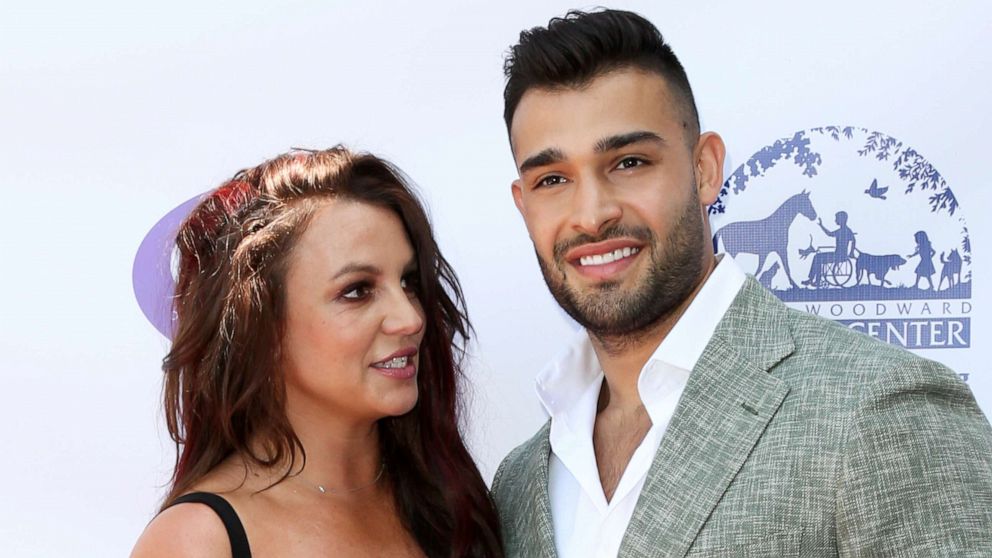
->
[371, 348, 418, 379]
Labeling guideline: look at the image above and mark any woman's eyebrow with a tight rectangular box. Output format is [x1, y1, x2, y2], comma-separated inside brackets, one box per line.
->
[332, 263, 381, 280]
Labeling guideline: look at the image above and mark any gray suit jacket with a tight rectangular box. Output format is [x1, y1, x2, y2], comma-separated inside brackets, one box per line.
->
[491, 278, 992, 557]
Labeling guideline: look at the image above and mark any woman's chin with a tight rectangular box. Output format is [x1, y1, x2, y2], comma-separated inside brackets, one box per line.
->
[375, 386, 420, 418]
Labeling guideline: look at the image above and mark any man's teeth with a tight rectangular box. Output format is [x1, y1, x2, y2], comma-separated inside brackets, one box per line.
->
[579, 247, 639, 266]
[376, 356, 409, 369]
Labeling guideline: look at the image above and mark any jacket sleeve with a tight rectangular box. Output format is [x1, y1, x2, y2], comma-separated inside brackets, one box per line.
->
[836, 357, 992, 557]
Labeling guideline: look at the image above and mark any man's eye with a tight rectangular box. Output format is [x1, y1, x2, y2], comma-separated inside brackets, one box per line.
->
[536, 175, 567, 188]
[341, 283, 373, 301]
[615, 157, 646, 170]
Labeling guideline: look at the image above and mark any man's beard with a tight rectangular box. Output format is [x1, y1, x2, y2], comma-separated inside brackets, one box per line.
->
[536, 190, 706, 348]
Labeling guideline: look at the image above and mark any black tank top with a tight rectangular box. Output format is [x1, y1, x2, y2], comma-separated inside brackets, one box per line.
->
[169, 492, 251, 558]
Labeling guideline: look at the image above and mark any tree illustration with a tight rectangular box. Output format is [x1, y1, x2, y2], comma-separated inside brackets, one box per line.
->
[853, 129, 969, 264]
[857, 132, 957, 215]
[962, 228, 972, 264]
[710, 130, 823, 215]
[713, 126, 971, 268]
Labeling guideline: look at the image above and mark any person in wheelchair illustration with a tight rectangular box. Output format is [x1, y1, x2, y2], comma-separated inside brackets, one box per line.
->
[803, 211, 857, 288]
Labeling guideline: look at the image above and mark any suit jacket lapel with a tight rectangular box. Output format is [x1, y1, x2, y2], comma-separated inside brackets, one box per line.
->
[510, 421, 558, 557]
[618, 278, 794, 557]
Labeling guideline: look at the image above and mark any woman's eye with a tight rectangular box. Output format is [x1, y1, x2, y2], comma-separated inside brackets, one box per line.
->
[341, 283, 372, 301]
[536, 175, 567, 188]
[616, 157, 645, 170]
[401, 275, 420, 297]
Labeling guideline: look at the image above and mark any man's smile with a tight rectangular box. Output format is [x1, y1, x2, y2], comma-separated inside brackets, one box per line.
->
[578, 246, 640, 266]
[564, 239, 645, 281]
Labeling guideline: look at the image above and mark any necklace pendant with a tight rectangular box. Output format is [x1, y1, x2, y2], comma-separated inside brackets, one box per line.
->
[317, 485, 327, 494]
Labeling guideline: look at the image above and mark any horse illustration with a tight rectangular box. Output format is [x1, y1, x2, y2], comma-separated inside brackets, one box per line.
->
[713, 191, 817, 288]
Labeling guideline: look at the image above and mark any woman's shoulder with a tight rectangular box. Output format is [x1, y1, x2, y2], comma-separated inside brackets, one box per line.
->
[130, 495, 232, 558]
[131, 460, 257, 558]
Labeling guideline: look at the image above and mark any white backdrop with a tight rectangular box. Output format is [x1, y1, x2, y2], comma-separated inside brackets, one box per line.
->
[1, 1, 989, 555]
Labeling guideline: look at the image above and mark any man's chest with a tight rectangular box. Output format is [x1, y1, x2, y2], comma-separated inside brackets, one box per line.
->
[592, 407, 653, 501]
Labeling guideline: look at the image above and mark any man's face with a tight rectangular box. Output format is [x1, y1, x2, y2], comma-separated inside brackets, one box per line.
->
[509, 68, 721, 338]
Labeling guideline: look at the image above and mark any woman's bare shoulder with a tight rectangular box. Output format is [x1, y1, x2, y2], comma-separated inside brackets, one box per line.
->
[130, 500, 231, 558]
[130, 459, 278, 557]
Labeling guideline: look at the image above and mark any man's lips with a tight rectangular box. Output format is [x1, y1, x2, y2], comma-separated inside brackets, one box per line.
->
[565, 239, 644, 266]
[564, 239, 644, 280]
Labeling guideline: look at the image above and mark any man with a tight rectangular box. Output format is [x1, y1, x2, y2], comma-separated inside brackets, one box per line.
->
[491, 9, 992, 557]
[804, 211, 857, 287]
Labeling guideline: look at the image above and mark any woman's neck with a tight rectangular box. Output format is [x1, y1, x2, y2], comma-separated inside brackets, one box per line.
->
[282, 402, 384, 492]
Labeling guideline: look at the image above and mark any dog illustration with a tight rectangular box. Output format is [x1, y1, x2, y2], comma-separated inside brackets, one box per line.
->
[938, 249, 962, 290]
[757, 261, 780, 289]
[855, 252, 906, 286]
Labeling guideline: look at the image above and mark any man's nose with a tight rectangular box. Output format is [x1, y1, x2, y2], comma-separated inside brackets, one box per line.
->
[569, 176, 622, 237]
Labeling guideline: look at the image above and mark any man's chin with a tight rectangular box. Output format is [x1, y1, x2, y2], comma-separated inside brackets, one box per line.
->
[564, 264, 638, 293]
[569, 279, 623, 296]
[557, 290, 642, 331]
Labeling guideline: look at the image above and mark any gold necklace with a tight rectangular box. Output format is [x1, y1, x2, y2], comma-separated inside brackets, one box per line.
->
[294, 462, 387, 495]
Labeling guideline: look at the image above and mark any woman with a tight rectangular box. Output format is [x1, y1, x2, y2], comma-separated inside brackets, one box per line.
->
[132, 147, 502, 557]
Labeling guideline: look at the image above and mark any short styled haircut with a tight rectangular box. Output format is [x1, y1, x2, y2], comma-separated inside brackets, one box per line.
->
[503, 9, 700, 144]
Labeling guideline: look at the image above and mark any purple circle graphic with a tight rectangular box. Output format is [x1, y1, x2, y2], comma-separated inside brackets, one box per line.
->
[132, 193, 205, 338]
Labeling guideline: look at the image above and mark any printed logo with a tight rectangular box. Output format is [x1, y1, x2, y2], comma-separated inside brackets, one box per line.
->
[132, 194, 203, 338]
[711, 126, 972, 360]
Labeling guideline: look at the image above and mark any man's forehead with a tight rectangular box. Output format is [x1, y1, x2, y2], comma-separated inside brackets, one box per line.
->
[509, 69, 679, 161]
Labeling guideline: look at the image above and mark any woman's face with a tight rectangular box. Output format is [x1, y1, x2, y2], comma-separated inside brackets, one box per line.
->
[280, 200, 426, 425]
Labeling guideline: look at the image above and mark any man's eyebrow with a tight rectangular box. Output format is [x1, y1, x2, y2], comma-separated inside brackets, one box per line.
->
[332, 263, 381, 280]
[518, 147, 566, 174]
[595, 131, 666, 153]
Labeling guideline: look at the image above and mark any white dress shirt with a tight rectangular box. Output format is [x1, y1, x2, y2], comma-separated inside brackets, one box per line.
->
[535, 256, 746, 558]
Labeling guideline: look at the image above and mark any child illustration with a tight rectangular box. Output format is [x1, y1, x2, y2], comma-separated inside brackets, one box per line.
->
[907, 230, 936, 290]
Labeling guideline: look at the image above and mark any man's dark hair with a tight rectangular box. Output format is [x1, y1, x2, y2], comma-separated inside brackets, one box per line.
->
[503, 9, 700, 144]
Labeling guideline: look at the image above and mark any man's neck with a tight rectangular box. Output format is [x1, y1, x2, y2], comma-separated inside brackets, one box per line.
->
[589, 255, 717, 412]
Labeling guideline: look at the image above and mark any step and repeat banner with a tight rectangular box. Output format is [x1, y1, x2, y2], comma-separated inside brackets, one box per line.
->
[2, 1, 988, 555]
[710, 126, 976, 380]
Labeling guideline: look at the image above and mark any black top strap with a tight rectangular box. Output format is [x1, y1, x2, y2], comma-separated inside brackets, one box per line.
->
[169, 492, 252, 558]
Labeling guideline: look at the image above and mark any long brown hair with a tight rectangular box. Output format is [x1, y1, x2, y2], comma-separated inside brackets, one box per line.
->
[161, 146, 502, 557]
